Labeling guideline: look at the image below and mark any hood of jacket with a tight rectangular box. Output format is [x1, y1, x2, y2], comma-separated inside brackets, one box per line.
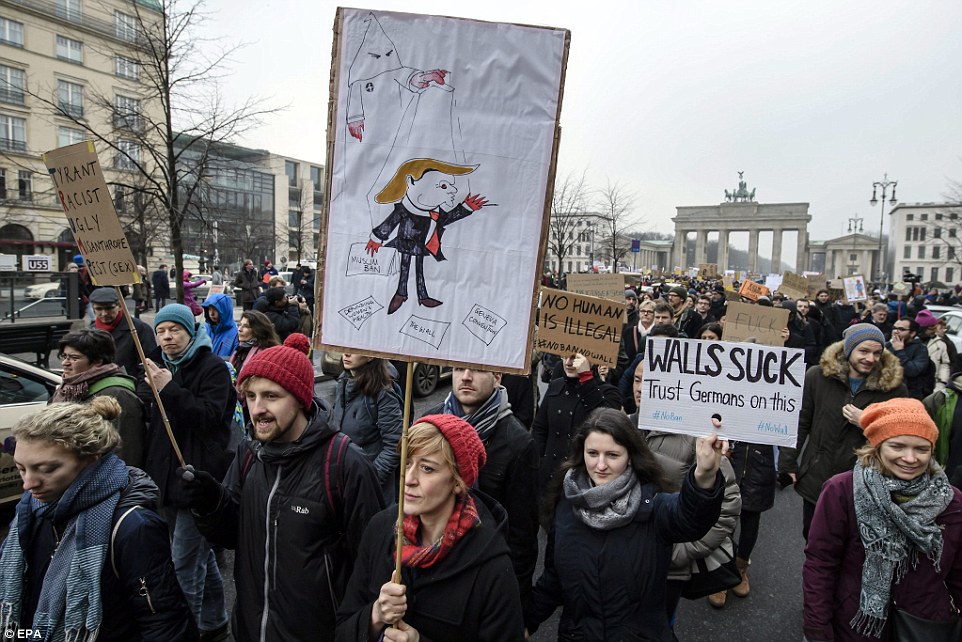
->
[410, 490, 511, 586]
[203, 293, 237, 332]
[252, 399, 337, 464]
[818, 340, 903, 392]
[117, 466, 160, 511]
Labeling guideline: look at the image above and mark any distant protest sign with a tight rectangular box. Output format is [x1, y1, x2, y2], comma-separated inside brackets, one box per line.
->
[738, 280, 770, 301]
[723, 301, 790, 347]
[765, 274, 782, 293]
[843, 274, 868, 301]
[536, 287, 622, 366]
[806, 274, 826, 298]
[638, 337, 805, 447]
[779, 272, 810, 300]
[566, 273, 627, 302]
[42, 141, 138, 286]
[698, 263, 718, 278]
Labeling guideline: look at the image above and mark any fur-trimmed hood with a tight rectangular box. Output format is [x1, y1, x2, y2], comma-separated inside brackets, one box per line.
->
[818, 340, 903, 392]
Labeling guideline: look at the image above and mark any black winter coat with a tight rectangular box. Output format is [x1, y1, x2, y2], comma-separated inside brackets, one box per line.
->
[142, 345, 235, 507]
[525, 469, 725, 641]
[336, 493, 525, 642]
[532, 375, 622, 494]
[196, 403, 385, 641]
[150, 269, 170, 299]
[423, 401, 540, 603]
[730, 441, 776, 513]
[19, 468, 189, 641]
[264, 303, 301, 341]
[886, 336, 933, 400]
[778, 341, 906, 506]
[232, 268, 260, 305]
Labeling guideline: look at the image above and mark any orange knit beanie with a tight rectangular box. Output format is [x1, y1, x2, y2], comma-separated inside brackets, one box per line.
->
[859, 398, 938, 447]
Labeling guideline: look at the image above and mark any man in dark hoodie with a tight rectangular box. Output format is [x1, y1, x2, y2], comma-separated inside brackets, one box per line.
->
[179, 333, 384, 641]
[422, 366, 539, 604]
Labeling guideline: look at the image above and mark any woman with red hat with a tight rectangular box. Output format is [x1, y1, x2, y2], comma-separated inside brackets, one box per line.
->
[336, 414, 524, 641]
[803, 398, 962, 641]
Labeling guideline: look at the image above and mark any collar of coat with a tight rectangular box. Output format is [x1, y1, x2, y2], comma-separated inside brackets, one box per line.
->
[819, 340, 903, 392]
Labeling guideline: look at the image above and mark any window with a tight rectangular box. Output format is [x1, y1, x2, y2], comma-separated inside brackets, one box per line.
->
[951, 228, 958, 239]
[951, 247, 957, 260]
[57, 126, 84, 147]
[285, 160, 298, 187]
[115, 11, 138, 42]
[921, 228, 927, 241]
[918, 267, 924, 278]
[115, 56, 139, 80]
[288, 210, 300, 229]
[906, 214, 914, 221]
[921, 214, 929, 221]
[0, 361, 55, 405]
[0, 65, 24, 104]
[903, 246, 911, 259]
[17, 170, 30, 201]
[0, 168, 5, 199]
[56, 0, 81, 21]
[310, 165, 321, 186]
[912, 228, 919, 241]
[931, 267, 939, 282]
[952, 212, 959, 221]
[948, 268, 955, 283]
[312, 214, 320, 231]
[114, 95, 142, 130]
[937, 213, 944, 221]
[849, 253, 857, 262]
[933, 246, 941, 260]
[905, 227, 912, 242]
[115, 139, 139, 169]
[935, 227, 942, 239]
[918, 246, 926, 259]
[0, 113, 25, 151]
[56, 35, 82, 63]
[0, 18, 23, 47]
[57, 80, 84, 117]
[113, 185, 125, 213]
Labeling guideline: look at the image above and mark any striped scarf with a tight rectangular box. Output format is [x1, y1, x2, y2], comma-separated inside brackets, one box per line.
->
[398, 494, 480, 569]
[0, 453, 128, 642]
[442, 386, 507, 445]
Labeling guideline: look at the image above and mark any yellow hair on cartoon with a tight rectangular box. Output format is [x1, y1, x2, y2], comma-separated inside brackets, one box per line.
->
[374, 158, 477, 204]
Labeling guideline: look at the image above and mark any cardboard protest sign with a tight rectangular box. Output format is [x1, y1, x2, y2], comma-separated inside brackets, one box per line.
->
[779, 272, 810, 300]
[738, 280, 770, 301]
[722, 301, 790, 347]
[698, 263, 718, 278]
[535, 288, 622, 366]
[638, 337, 805, 447]
[317, 8, 569, 373]
[567, 273, 627, 302]
[843, 274, 868, 301]
[42, 141, 139, 286]
[806, 274, 826, 298]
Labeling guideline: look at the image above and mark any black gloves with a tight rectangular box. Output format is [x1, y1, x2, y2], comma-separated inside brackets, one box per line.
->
[176, 464, 225, 514]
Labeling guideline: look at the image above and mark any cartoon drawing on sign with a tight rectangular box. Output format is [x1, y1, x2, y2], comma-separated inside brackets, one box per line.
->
[343, 12, 459, 221]
[365, 158, 491, 315]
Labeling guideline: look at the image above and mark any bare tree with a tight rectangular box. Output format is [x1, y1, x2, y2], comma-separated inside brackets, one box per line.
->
[594, 180, 640, 274]
[22, 0, 277, 302]
[547, 169, 590, 275]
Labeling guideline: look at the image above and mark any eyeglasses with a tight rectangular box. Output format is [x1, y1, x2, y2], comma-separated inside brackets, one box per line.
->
[93, 305, 118, 312]
[892, 327, 910, 333]
[58, 353, 86, 362]
[640, 309, 654, 315]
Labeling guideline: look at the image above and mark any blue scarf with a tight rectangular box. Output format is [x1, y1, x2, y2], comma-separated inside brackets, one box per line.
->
[0, 453, 128, 641]
[161, 326, 213, 375]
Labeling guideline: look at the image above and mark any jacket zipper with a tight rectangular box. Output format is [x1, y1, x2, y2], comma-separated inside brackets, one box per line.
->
[259, 466, 282, 642]
[139, 577, 156, 613]
[324, 553, 338, 612]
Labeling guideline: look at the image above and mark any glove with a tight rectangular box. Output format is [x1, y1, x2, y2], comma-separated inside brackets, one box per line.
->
[176, 465, 224, 514]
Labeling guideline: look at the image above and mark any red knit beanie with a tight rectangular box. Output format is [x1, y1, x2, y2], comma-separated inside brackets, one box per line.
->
[415, 414, 486, 488]
[237, 333, 314, 409]
[859, 398, 938, 447]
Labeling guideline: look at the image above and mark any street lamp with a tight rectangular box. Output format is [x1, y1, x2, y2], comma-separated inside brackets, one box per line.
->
[870, 173, 898, 284]
[847, 215, 863, 276]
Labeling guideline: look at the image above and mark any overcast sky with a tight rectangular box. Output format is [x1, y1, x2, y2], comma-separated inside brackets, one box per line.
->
[201, 0, 962, 256]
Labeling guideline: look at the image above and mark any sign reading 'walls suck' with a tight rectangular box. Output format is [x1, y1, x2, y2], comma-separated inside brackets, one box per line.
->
[639, 337, 805, 447]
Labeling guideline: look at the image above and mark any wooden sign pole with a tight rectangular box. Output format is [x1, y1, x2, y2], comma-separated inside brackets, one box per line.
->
[393, 361, 417, 589]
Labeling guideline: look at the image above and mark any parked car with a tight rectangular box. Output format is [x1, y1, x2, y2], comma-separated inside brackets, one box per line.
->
[277, 271, 295, 295]
[923, 304, 962, 319]
[937, 310, 962, 355]
[23, 282, 61, 299]
[0, 353, 61, 505]
[320, 351, 450, 397]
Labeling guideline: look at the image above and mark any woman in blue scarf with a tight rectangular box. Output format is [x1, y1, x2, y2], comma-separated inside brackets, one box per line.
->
[0, 397, 190, 641]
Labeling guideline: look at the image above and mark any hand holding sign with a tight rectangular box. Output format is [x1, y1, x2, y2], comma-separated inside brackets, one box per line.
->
[694, 432, 729, 490]
[144, 358, 172, 391]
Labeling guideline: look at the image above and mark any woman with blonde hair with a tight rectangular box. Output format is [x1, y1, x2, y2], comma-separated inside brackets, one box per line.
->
[0, 397, 189, 640]
[336, 414, 524, 641]
[804, 398, 962, 641]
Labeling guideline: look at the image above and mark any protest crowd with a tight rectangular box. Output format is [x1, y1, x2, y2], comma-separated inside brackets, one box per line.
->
[1, 268, 961, 642]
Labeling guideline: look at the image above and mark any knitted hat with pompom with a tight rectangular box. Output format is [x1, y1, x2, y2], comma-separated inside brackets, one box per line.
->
[237, 333, 314, 409]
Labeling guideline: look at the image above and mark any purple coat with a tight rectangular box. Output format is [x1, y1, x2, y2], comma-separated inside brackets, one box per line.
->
[803, 470, 962, 641]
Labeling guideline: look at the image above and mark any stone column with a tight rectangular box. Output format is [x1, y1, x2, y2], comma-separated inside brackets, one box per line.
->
[796, 229, 807, 273]
[672, 230, 686, 269]
[771, 228, 783, 274]
[748, 231, 759, 274]
[695, 229, 708, 266]
[718, 229, 729, 272]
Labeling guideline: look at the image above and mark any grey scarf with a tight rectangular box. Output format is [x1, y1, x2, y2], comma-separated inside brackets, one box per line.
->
[563, 467, 641, 530]
[442, 386, 511, 444]
[850, 461, 954, 637]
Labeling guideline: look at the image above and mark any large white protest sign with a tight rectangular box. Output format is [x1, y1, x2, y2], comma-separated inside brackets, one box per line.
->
[639, 337, 805, 447]
[317, 8, 569, 373]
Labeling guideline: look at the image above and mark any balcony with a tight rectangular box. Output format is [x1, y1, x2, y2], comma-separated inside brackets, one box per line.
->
[0, 87, 23, 105]
[0, 137, 26, 152]
[58, 102, 83, 118]
[0, 0, 154, 44]
[112, 112, 144, 132]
